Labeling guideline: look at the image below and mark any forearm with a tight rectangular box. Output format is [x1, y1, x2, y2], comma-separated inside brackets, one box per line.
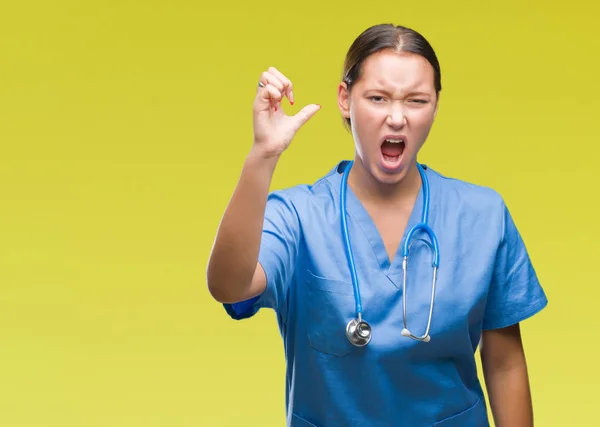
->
[483, 352, 534, 426]
[207, 147, 279, 302]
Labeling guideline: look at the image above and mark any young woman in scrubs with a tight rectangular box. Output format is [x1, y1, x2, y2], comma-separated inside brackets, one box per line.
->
[207, 23, 548, 427]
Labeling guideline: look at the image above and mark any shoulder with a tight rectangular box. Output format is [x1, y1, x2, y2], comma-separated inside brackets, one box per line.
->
[265, 162, 342, 213]
[427, 165, 507, 215]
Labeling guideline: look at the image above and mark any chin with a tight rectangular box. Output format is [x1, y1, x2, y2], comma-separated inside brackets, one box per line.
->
[374, 171, 408, 186]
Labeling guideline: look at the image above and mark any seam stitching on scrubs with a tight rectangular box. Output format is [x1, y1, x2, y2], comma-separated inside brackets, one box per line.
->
[262, 191, 305, 318]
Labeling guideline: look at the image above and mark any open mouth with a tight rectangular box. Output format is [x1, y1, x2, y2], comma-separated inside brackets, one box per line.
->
[380, 136, 405, 168]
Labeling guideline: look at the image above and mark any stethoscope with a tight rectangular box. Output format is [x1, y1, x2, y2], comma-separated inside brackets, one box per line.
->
[340, 161, 440, 346]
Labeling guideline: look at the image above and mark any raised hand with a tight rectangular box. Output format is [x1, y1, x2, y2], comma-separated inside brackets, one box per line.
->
[252, 66, 321, 158]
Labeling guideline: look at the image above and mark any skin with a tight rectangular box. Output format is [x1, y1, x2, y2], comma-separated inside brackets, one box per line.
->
[206, 66, 320, 304]
[207, 50, 535, 426]
[337, 49, 439, 203]
[337, 49, 439, 263]
[481, 324, 535, 426]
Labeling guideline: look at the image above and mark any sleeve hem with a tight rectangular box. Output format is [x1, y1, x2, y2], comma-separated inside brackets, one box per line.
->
[221, 260, 273, 321]
[481, 294, 548, 331]
[222, 294, 263, 320]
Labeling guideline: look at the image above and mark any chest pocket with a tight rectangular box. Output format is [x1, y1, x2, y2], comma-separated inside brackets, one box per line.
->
[433, 397, 489, 426]
[304, 270, 362, 357]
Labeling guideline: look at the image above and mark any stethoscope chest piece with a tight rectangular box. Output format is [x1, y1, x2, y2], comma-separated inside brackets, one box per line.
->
[346, 317, 372, 347]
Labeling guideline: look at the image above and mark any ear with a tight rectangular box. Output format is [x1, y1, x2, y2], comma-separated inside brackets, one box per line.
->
[433, 92, 440, 118]
[337, 82, 351, 119]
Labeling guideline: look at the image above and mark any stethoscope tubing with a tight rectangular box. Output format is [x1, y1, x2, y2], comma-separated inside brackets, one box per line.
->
[340, 160, 440, 344]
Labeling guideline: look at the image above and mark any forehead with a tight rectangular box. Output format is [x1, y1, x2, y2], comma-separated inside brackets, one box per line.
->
[357, 50, 435, 93]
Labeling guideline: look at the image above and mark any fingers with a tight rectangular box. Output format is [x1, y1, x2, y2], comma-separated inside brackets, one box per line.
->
[267, 67, 294, 105]
[257, 82, 283, 111]
[291, 104, 321, 132]
[258, 67, 294, 105]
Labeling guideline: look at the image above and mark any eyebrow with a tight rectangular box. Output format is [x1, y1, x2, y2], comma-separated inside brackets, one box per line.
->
[364, 88, 432, 97]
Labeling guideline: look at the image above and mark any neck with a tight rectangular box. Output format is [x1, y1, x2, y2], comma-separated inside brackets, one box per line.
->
[346, 158, 422, 207]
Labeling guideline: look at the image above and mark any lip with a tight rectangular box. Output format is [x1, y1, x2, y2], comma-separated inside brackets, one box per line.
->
[380, 134, 407, 146]
[379, 134, 407, 173]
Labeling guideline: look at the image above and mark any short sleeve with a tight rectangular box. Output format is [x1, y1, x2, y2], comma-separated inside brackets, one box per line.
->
[223, 190, 300, 321]
[482, 201, 548, 330]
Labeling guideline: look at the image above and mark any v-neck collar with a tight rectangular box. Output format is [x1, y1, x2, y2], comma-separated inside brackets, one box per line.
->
[327, 160, 428, 279]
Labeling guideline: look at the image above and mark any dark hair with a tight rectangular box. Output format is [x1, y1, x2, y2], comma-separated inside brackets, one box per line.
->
[341, 24, 442, 128]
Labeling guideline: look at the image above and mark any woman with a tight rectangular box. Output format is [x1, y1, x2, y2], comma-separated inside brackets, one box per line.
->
[207, 23, 547, 427]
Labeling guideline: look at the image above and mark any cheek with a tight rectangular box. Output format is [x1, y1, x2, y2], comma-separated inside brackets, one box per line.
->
[410, 110, 436, 132]
[351, 103, 383, 134]
[350, 106, 381, 158]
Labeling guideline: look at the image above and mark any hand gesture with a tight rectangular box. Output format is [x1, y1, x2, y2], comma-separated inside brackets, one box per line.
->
[252, 67, 321, 158]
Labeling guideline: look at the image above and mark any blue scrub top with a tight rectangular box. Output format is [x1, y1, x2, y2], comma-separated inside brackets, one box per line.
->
[223, 161, 548, 427]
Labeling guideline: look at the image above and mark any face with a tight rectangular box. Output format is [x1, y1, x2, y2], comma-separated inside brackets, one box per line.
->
[337, 50, 439, 186]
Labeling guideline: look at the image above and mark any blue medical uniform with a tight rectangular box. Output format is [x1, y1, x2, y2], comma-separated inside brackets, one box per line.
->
[223, 160, 548, 427]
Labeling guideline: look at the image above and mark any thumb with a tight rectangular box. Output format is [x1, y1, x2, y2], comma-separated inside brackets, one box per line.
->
[291, 104, 321, 131]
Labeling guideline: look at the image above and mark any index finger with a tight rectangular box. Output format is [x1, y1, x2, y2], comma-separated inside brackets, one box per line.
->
[267, 66, 294, 105]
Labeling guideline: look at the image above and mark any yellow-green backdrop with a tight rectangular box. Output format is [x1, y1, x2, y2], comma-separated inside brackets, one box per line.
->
[1, 1, 598, 426]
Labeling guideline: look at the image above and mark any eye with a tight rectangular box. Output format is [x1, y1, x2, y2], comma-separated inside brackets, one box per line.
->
[369, 96, 385, 103]
[409, 99, 428, 104]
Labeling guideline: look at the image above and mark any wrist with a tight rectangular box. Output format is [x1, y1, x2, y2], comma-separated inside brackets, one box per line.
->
[244, 145, 280, 175]
[247, 144, 281, 166]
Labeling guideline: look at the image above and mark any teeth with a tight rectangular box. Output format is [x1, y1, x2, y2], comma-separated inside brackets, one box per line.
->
[385, 138, 404, 144]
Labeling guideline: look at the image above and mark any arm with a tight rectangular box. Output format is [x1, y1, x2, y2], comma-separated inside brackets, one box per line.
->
[206, 150, 277, 304]
[206, 66, 320, 304]
[480, 199, 548, 425]
[480, 324, 534, 427]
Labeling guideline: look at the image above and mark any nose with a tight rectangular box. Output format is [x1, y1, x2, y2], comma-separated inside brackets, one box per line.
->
[386, 103, 406, 128]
